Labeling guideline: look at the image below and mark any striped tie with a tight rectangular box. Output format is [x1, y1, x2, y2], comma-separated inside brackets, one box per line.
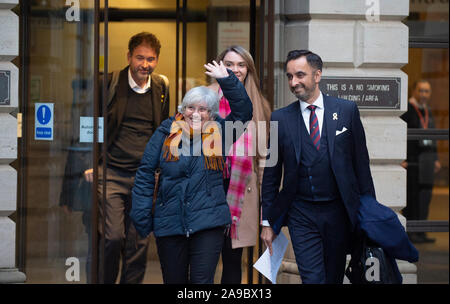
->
[308, 105, 320, 150]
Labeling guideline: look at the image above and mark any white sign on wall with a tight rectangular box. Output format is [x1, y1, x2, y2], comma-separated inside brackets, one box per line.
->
[217, 22, 250, 54]
[80, 116, 104, 143]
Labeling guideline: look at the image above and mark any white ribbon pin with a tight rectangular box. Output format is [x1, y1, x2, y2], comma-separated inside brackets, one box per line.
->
[333, 113, 338, 120]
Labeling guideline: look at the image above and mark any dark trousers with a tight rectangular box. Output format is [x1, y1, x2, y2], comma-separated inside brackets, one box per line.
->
[98, 167, 149, 284]
[221, 233, 243, 284]
[220, 177, 244, 284]
[403, 162, 435, 240]
[403, 163, 433, 221]
[156, 227, 224, 284]
[287, 199, 351, 284]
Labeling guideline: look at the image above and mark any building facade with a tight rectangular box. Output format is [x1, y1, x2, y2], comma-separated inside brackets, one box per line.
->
[0, 0, 25, 283]
[273, 0, 413, 283]
[0, 0, 448, 284]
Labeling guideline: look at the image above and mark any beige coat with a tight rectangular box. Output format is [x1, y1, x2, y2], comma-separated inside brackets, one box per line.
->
[232, 159, 265, 249]
[208, 82, 263, 249]
[232, 169, 259, 248]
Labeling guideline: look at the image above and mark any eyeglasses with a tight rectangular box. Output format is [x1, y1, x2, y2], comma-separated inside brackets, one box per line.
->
[185, 105, 210, 114]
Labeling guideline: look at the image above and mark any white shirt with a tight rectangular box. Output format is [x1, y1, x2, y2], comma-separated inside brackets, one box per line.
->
[300, 92, 324, 136]
[128, 68, 151, 94]
[262, 92, 324, 227]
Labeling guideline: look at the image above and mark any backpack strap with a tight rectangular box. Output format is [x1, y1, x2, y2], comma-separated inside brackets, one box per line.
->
[107, 70, 121, 106]
[159, 74, 169, 104]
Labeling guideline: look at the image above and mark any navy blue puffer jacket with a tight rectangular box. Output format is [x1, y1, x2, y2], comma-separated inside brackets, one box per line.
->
[131, 72, 253, 238]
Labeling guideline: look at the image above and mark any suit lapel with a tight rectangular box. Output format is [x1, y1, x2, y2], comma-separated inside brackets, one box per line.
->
[286, 101, 302, 164]
[323, 94, 339, 158]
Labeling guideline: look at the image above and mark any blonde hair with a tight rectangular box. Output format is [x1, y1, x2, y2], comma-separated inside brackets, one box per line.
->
[216, 46, 272, 172]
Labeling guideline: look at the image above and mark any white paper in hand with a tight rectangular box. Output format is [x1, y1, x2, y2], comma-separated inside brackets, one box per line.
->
[253, 231, 289, 284]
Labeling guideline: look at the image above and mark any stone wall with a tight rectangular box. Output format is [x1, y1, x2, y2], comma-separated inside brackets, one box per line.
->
[0, 0, 26, 283]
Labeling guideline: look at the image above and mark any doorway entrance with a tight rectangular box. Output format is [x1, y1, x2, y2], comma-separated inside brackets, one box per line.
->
[17, 0, 266, 284]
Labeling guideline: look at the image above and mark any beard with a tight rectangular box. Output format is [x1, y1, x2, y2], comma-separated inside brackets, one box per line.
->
[131, 66, 153, 82]
[292, 83, 316, 101]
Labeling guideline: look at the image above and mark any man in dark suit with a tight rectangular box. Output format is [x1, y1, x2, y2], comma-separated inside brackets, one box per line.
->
[260, 50, 376, 284]
[82, 32, 170, 283]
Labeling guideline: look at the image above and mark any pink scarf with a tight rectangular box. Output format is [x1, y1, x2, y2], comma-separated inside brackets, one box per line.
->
[219, 90, 253, 239]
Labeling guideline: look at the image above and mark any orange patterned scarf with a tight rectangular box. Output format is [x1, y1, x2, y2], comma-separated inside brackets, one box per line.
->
[162, 113, 224, 171]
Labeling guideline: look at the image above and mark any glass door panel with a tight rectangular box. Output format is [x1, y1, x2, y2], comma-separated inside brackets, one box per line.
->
[20, 0, 96, 283]
[96, 0, 259, 284]
[18, 0, 261, 284]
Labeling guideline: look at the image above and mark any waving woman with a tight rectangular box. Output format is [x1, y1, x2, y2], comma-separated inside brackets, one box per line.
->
[131, 60, 252, 284]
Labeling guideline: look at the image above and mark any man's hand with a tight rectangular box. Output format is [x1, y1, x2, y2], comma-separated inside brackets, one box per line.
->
[84, 168, 93, 183]
[204, 60, 229, 79]
[260, 226, 276, 256]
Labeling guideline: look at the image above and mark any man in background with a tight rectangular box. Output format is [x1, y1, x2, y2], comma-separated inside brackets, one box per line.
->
[73, 32, 169, 283]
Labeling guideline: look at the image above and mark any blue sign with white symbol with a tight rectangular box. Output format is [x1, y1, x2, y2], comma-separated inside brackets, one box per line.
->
[37, 105, 51, 124]
[35, 103, 54, 141]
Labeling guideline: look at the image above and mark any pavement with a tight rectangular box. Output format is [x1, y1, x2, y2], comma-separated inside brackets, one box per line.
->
[412, 187, 449, 284]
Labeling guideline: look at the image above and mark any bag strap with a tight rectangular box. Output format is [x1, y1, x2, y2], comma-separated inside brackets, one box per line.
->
[159, 74, 169, 104]
[107, 70, 121, 107]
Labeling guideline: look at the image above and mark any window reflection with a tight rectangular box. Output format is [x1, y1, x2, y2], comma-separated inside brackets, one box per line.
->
[401, 0, 448, 283]
[22, 0, 95, 283]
